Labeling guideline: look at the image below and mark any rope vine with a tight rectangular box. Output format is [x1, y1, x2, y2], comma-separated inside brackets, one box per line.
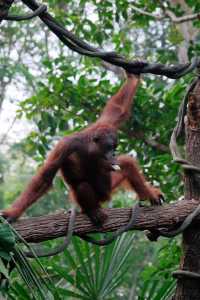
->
[1, 0, 200, 78]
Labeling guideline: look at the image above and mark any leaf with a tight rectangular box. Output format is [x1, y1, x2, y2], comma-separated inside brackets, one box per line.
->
[56, 288, 88, 299]
[0, 258, 9, 279]
[0, 250, 12, 261]
[53, 264, 75, 285]
[0, 223, 16, 252]
[60, 233, 136, 299]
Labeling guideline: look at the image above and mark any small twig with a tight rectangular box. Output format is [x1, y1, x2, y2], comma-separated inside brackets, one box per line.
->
[131, 4, 164, 20]
[0, 116, 17, 145]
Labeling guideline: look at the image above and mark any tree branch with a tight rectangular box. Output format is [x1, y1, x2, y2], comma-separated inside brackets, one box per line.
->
[131, 5, 164, 20]
[131, 4, 200, 24]
[127, 129, 169, 153]
[13, 199, 200, 243]
[164, 9, 200, 24]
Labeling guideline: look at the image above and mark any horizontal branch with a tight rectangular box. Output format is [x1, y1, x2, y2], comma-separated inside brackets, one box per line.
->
[131, 5, 164, 20]
[165, 9, 200, 24]
[14, 199, 200, 243]
[127, 129, 169, 153]
[131, 4, 200, 24]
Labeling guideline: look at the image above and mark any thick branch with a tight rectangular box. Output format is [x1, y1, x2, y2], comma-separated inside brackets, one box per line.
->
[14, 199, 199, 243]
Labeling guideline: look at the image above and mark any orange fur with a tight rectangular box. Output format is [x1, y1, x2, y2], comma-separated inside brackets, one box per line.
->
[2, 74, 162, 225]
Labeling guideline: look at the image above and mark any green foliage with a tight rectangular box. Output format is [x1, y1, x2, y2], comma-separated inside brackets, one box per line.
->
[0, 222, 15, 284]
[50, 232, 135, 299]
[0, 218, 53, 300]
[167, 25, 184, 45]
[0, 218, 60, 300]
[0, 223, 15, 259]
[137, 239, 181, 299]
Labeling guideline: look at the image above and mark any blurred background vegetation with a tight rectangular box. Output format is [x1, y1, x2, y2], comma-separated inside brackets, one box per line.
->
[0, 0, 200, 299]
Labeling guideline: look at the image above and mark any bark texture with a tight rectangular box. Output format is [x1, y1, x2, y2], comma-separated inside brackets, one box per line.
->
[173, 78, 200, 300]
[13, 199, 200, 243]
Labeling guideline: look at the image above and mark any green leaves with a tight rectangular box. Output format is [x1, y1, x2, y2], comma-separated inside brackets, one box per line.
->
[167, 25, 184, 45]
[137, 239, 181, 300]
[0, 223, 16, 253]
[0, 223, 15, 263]
[52, 233, 135, 299]
[138, 278, 176, 300]
[0, 219, 59, 300]
[0, 258, 9, 280]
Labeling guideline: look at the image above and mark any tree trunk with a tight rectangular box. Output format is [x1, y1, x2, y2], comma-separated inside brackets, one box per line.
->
[173, 78, 200, 299]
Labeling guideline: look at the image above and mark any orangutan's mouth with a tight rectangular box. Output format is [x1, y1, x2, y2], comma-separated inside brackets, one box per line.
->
[104, 153, 121, 171]
[111, 164, 121, 171]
